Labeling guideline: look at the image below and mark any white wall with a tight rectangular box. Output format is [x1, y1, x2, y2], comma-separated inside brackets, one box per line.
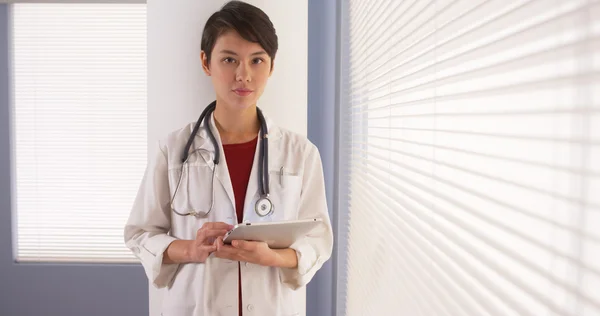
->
[146, 0, 308, 315]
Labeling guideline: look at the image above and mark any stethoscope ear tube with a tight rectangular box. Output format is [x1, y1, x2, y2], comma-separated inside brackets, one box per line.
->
[256, 107, 269, 197]
[181, 101, 217, 164]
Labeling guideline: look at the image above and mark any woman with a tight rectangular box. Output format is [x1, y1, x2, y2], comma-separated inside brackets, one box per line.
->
[124, 1, 333, 315]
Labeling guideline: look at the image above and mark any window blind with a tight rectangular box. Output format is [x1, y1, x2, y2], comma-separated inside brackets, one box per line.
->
[340, 0, 599, 315]
[12, 3, 146, 263]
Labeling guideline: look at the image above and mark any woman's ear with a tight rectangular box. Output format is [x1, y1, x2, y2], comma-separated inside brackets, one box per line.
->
[200, 51, 211, 76]
[269, 58, 275, 76]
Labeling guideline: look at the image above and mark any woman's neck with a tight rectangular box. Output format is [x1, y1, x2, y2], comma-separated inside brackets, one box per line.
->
[213, 101, 260, 145]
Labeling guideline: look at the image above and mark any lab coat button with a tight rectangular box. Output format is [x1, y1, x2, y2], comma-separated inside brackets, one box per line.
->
[247, 304, 254, 312]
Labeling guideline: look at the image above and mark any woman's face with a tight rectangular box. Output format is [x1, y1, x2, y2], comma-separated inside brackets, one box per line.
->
[201, 31, 273, 112]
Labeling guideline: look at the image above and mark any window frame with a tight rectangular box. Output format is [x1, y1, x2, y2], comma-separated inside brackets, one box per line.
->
[8, 1, 148, 265]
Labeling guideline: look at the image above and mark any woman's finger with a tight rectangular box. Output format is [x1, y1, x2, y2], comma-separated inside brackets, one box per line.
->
[198, 229, 229, 243]
[214, 244, 238, 261]
[218, 243, 243, 256]
[214, 251, 234, 261]
[215, 236, 225, 252]
[199, 243, 217, 254]
[201, 222, 235, 231]
[232, 240, 254, 250]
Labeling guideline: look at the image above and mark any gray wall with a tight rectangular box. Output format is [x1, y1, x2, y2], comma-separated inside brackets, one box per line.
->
[306, 0, 338, 316]
[0, 1, 338, 315]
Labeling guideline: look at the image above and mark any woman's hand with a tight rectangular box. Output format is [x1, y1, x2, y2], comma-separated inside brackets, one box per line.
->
[186, 222, 234, 263]
[213, 237, 298, 268]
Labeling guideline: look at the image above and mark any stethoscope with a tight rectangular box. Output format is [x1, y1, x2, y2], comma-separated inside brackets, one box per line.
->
[170, 101, 273, 218]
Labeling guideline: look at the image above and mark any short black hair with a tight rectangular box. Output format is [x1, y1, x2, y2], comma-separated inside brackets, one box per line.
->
[201, 1, 278, 66]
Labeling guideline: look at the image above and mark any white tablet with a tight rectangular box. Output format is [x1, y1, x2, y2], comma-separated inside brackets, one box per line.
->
[223, 218, 323, 249]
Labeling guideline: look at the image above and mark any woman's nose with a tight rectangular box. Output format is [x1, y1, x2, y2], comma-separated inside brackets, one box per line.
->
[236, 63, 251, 82]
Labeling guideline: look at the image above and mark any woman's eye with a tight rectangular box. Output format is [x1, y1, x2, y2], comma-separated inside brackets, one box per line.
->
[253, 58, 264, 64]
[223, 57, 236, 63]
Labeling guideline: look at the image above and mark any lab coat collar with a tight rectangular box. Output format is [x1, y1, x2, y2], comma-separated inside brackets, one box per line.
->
[194, 108, 282, 142]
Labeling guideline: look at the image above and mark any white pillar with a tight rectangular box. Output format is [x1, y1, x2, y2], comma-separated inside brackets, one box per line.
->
[146, 1, 308, 315]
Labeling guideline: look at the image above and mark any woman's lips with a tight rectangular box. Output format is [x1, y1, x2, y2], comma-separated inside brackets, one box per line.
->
[233, 89, 253, 97]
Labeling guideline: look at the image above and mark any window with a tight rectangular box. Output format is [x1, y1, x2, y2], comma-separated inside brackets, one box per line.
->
[340, 0, 599, 315]
[12, 3, 146, 263]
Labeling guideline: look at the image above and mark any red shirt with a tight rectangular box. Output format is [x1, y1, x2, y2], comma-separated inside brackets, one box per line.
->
[222, 136, 257, 316]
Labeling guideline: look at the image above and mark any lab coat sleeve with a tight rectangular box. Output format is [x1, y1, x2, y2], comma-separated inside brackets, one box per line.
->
[279, 145, 334, 290]
[124, 140, 180, 289]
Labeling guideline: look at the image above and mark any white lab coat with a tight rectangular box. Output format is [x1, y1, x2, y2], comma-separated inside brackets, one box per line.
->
[124, 112, 333, 316]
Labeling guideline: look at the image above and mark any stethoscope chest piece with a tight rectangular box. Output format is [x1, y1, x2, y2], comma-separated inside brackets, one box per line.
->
[255, 196, 274, 217]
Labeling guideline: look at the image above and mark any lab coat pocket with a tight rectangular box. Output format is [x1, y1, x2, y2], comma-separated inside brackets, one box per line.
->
[278, 284, 300, 315]
[160, 305, 195, 316]
[269, 170, 302, 220]
[161, 264, 201, 315]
